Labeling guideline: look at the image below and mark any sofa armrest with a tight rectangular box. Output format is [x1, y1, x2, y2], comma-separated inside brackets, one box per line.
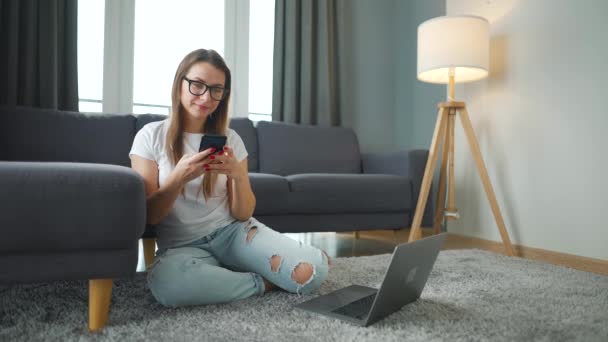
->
[0, 162, 146, 253]
[362, 150, 435, 227]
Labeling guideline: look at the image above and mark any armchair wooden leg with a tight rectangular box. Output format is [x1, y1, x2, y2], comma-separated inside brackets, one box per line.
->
[143, 238, 156, 269]
[89, 279, 113, 332]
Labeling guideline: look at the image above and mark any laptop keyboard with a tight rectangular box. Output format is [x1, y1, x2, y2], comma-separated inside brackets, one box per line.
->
[331, 294, 376, 319]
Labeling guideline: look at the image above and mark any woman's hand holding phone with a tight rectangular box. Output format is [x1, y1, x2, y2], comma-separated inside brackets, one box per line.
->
[202, 146, 246, 181]
[168, 147, 218, 186]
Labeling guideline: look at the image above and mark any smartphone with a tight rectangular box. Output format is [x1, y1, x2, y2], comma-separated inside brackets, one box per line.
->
[199, 134, 227, 153]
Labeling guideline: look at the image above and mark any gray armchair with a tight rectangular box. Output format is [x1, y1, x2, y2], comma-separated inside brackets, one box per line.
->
[0, 106, 146, 331]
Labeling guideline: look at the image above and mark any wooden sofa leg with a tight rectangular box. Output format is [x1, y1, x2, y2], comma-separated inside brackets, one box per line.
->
[89, 279, 113, 332]
[143, 238, 156, 269]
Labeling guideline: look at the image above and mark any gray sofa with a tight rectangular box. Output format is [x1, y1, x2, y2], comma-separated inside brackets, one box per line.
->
[135, 114, 435, 233]
[0, 105, 434, 330]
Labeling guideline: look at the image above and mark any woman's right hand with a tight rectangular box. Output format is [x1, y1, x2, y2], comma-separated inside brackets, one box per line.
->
[168, 147, 217, 186]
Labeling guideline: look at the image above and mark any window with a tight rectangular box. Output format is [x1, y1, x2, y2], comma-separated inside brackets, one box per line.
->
[132, 0, 224, 115]
[77, 0, 274, 122]
[248, 0, 274, 122]
[77, 0, 105, 112]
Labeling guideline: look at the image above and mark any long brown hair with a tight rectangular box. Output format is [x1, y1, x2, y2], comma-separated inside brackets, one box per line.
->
[166, 49, 232, 199]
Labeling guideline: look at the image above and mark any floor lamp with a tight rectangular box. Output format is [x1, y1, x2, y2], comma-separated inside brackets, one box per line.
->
[408, 15, 515, 256]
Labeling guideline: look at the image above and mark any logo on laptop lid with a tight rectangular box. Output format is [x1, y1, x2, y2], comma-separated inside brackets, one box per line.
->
[406, 267, 418, 283]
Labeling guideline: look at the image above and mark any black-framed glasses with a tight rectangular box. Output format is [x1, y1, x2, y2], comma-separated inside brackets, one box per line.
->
[182, 77, 228, 101]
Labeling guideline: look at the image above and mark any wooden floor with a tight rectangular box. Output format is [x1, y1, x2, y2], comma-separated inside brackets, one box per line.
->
[283, 229, 482, 258]
[284, 229, 608, 276]
[138, 229, 608, 276]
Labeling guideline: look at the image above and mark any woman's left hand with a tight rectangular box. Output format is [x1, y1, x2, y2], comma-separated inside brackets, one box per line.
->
[203, 146, 247, 180]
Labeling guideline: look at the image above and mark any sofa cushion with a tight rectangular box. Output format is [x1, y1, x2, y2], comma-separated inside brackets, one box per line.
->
[0, 162, 145, 253]
[285, 174, 412, 214]
[256, 121, 361, 175]
[249, 173, 291, 215]
[0, 105, 135, 167]
[255, 213, 411, 233]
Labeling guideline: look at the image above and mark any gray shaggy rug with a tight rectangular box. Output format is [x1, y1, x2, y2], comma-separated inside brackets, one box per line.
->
[1, 249, 607, 342]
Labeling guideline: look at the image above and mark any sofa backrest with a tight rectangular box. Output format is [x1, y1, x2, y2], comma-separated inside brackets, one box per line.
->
[2, 105, 360, 175]
[228, 118, 258, 172]
[0, 106, 135, 167]
[256, 121, 361, 175]
[0, 106, 260, 171]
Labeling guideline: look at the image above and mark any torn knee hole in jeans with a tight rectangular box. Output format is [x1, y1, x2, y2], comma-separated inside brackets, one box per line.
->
[246, 226, 258, 243]
[270, 255, 282, 272]
[292, 262, 315, 285]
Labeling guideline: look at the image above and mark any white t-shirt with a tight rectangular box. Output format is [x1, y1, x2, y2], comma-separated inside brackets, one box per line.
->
[129, 119, 248, 250]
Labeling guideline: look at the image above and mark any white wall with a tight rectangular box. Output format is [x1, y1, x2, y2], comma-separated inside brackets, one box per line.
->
[337, 0, 444, 153]
[446, 0, 608, 260]
[344, 0, 397, 153]
[333, 0, 397, 153]
[394, 0, 445, 150]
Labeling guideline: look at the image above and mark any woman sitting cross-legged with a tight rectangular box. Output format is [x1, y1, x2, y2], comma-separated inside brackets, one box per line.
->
[129, 48, 331, 307]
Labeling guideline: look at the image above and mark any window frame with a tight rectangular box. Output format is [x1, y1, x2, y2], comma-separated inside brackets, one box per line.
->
[89, 0, 266, 120]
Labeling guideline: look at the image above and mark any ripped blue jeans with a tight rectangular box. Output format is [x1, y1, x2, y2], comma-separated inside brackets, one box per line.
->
[147, 217, 330, 307]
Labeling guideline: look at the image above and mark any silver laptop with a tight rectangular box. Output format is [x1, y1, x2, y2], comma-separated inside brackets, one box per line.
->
[295, 233, 447, 327]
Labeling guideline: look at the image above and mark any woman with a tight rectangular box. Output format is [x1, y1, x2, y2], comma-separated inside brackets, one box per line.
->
[129, 49, 330, 307]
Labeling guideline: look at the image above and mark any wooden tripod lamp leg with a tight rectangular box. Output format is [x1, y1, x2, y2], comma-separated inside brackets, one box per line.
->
[458, 108, 515, 256]
[409, 108, 448, 242]
[446, 111, 458, 218]
[433, 111, 451, 234]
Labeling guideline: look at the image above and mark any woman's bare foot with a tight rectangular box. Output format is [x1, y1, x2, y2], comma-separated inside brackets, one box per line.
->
[263, 278, 276, 293]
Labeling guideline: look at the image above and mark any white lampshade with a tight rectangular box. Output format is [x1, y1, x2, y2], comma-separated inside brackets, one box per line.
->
[417, 15, 490, 84]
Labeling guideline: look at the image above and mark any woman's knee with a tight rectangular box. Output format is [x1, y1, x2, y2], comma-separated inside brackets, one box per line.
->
[287, 250, 330, 294]
[147, 266, 181, 307]
[147, 258, 185, 307]
[291, 262, 315, 285]
[147, 253, 219, 307]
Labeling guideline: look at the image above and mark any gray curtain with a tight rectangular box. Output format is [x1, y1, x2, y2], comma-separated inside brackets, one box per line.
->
[272, 0, 341, 126]
[0, 0, 79, 111]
